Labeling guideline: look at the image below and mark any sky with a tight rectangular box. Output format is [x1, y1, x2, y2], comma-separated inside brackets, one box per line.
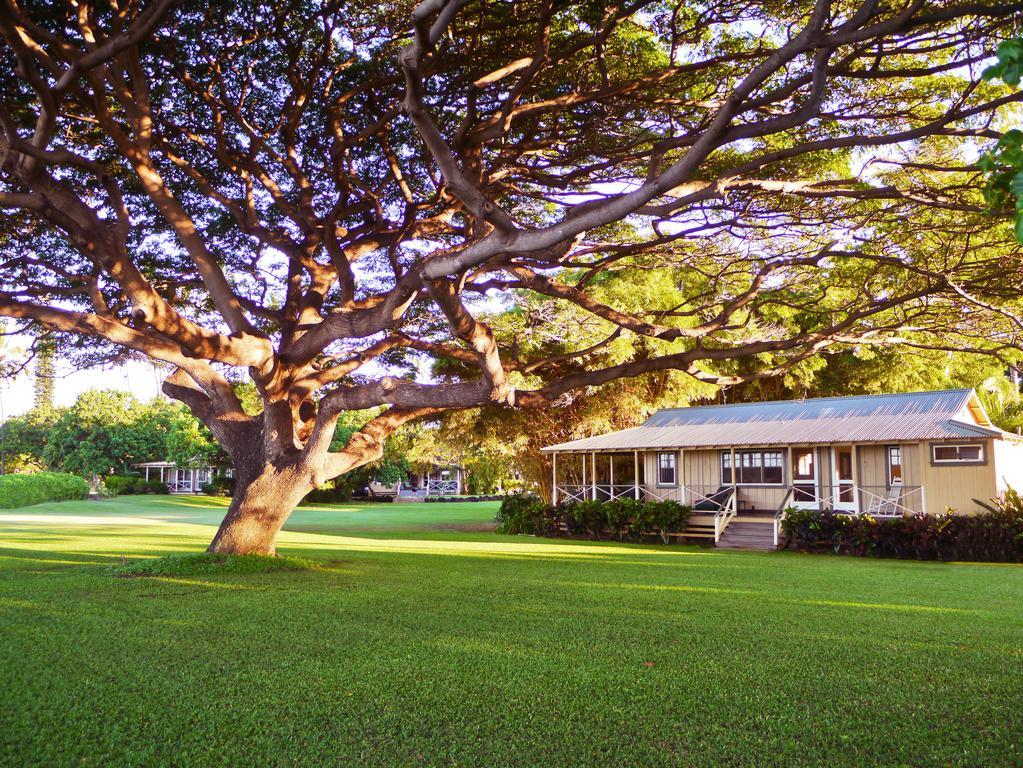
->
[3, 357, 162, 417]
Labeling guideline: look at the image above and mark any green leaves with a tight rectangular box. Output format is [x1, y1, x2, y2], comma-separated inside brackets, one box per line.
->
[982, 39, 1023, 86]
[981, 40, 1023, 241]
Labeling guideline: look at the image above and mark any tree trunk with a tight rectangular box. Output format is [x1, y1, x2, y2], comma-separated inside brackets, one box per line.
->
[207, 465, 313, 555]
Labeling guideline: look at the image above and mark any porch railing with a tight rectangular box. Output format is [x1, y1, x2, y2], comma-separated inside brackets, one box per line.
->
[426, 479, 460, 496]
[855, 484, 924, 517]
[774, 487, 795, 548]
[642, 485, 730, 507]
[168, 477, 195, 494]
[641, 486, 684, 503]
[594, 483, 640, 501]
[775, 483, 925, 517]
[554, 484, 589, 503]
[713, 489, 738, 543]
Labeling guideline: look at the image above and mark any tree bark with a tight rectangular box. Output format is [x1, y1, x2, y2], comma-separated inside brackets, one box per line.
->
[206, 464, 313, 555]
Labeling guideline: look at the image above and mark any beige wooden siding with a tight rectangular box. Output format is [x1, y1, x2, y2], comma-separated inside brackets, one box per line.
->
[917, 439, 997, 515]
[856, 445, 887, 488]
[993, 439, 1023, 494]
[640, 449, 685, 500]
[816, 446, 833, 506]
[901, 441, 922, 487]
[683, 449, 719, 488]
[854, 443, 924, 514]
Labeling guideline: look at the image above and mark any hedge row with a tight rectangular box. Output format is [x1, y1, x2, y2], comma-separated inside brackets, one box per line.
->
[496, 494, 692, 543]
[0, 472, 90, 509]
[781, 492, 1023, 562]
[425, 495, 504, 503]
[103, 475, 170, 496]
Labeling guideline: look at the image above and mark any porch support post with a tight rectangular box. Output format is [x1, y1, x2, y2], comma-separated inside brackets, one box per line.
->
[678, 449, 685, 503]
[145, 466, 149, 482]
[609, 454, 614, 497]
[852, 444, 860, 514]
[581, 451, 586, 499]
[728, 447, 736, 508]
[591, 451, 596, 501]
[551, 452, 558, 505]
[633, 451, 640, 500]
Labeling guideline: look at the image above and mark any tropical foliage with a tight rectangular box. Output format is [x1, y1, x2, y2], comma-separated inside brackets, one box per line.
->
[0, 390, 225, 478]
[781, 503, 1023, 563]
[496, 494, 691, 544]
[982, 38, 1023, 241]
[0, 471, 89, 509]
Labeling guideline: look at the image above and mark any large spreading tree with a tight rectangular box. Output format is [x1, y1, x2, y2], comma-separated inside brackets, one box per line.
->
[2, 0, 1023, 554]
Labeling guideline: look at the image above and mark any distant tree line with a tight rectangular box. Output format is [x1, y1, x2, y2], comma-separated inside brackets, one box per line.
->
[0, 389, 224, 477]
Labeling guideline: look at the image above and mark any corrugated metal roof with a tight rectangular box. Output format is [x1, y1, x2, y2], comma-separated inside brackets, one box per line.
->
[542, 389, 1008, 451]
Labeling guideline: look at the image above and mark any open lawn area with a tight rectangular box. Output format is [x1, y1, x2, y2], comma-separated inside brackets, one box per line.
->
[1, 496, 1022, 767]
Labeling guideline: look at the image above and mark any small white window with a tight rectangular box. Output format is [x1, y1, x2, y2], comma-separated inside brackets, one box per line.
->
[931, 444, 984, 464]
[657, 452, 677, 486]
[887, 446, 902, 485]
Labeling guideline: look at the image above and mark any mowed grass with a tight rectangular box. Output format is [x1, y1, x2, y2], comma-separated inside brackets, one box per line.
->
[2, 493, 501, 537]
[1, 498, 1022, 766]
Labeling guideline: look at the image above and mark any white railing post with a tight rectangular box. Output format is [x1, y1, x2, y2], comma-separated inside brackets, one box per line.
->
[551, 452, 558, 505]
[634, 451, 640, 500]
[590, 452, 596, 502]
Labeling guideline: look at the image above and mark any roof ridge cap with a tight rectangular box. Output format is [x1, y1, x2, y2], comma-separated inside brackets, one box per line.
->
[648, 388, 973, 417]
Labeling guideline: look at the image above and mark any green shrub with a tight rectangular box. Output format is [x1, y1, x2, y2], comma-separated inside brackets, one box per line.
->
[301, 482, 352, 505]
[495, 493, 551, 535]
[497, 494, 692, 543]
[781, 498, 1023, 563]
[632, 500, 691, 543]
[604, 498, 641, 540]
[0, 472, 90, 509]
[567, 500, 607, 539]
[103, 474, 145, 497]
[200, 475, 235, 497]
[144, 480, 170, 495]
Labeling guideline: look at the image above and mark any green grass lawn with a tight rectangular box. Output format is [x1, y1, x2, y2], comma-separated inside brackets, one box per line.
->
[1, 496, 1022, 766]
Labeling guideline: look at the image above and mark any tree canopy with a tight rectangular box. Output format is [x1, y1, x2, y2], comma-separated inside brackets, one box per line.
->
[2, 0, 1022, 553]
[1, 388, 228, 476]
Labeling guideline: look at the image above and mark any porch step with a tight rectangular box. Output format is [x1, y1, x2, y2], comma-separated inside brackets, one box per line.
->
[716, 521, 777, 551]
[393, 494, 425, 503]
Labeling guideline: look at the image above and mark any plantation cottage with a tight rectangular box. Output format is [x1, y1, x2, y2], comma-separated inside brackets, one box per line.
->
[542, 389, 1023, 548]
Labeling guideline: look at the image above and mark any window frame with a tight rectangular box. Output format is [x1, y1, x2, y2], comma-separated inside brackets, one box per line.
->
[656, 451, 678, 487]
[886, 445, 903, 486]
[929, 442, 986, 466]
[721, 448, 786, 486]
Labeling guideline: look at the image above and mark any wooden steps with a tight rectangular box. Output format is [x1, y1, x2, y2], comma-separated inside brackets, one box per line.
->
[716, 518, 777, 550]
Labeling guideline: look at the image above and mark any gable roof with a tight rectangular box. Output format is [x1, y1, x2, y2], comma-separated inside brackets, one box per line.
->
[542, 389, 1008, 452]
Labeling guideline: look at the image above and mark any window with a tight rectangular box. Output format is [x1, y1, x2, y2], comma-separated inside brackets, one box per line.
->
[722, 449, 784, 485]
[931, 443, 984, 464]
[656, 452, 677, 486]
[791, 448, 817, 502]
[887, 446, 902, 485]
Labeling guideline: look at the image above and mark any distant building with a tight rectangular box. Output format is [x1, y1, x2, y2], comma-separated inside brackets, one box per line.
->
[369, 461, 464, 501]
[135, 461, 218, 494]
